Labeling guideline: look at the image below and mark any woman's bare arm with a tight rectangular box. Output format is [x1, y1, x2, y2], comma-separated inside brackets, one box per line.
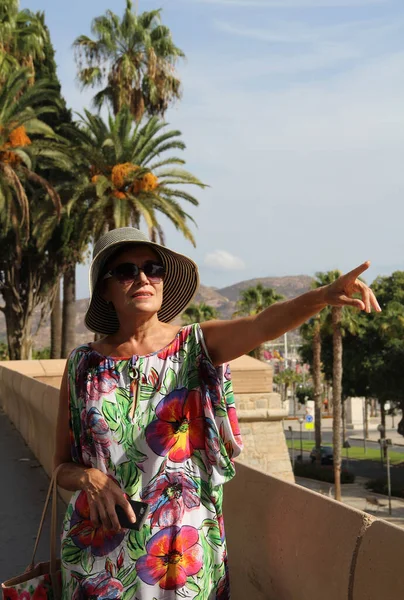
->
[201, 261, 381, 366]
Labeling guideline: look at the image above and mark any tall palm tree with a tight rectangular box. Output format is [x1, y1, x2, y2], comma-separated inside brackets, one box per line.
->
[0, 1, 48, 83]
[233, 284, 284, 359]
[74, 3, 184, 121]
[67, 108, 205, 243]
[0, 68, 65, 260]
[181, 303, 218, 325]
[313, 270, 361, 501]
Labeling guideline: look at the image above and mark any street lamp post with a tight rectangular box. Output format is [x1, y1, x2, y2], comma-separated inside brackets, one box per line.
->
[377, 423, 385, 467]
[298, 417, 304, 461]
[288, 425, 295, 466]
[385, 438, 392, 516]
[343, 439, 351, 470]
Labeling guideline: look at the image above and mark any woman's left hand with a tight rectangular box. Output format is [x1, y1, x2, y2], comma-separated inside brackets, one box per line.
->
[322, 261, 381, 313]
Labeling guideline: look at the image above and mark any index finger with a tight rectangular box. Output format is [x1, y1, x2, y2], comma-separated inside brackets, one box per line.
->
[117, 495, 137, 524]
[343, 261, 371, 281]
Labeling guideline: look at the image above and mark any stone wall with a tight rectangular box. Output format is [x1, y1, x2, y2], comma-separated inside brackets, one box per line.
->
[223, 462, 404, 600]
[230, 356, 293, 482]
[1, 362, 404, 598]
[0, 355, 294, 483]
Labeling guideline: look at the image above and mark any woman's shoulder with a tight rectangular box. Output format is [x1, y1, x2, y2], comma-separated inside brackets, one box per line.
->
[67, 343, 92, 363]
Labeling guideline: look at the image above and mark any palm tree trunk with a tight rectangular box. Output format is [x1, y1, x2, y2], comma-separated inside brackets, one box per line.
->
[313, 318, 322, 466]
[332, 307, 343, 501]
[61, 265, 76, 358]
[51, 278, 62, 359]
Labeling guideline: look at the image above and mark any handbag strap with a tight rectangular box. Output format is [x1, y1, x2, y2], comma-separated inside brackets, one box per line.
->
[29, 463, 65, 570]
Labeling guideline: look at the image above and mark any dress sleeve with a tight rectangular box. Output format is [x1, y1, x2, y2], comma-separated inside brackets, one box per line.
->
[195, 324, 243, 487]
[66, 345, 87, 465]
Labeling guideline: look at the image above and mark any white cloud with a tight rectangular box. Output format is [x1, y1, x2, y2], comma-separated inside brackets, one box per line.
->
[204, 250, 246, 271]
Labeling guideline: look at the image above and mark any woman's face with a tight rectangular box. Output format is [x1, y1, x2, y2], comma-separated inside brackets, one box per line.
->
[101, 245, 164, 320]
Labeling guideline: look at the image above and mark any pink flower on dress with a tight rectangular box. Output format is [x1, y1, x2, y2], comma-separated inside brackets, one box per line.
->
[72, 570, 123, 599]
[80, 407, 111, 468]
[141, 470, 200, 527]
[69, 490, 125, 557]
[86, 365, 120, 402]
[136, 526, 203, 590]
[145, 388, 205, 462]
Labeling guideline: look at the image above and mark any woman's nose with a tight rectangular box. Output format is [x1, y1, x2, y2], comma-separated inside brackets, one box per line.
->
[137, 269, 149, 284]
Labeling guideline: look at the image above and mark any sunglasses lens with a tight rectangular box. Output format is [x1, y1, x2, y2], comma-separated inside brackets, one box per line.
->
[114, 263, 139, 283]
[143, 262, 166, 281]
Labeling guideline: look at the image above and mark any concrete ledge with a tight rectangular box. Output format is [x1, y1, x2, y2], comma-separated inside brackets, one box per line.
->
[223, 462, 404, 600]
[352, 519, 404, 599]
[238, 407, 289, 422]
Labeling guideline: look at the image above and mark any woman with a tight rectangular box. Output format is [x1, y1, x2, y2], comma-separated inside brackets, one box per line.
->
[54, 227, 380, 599]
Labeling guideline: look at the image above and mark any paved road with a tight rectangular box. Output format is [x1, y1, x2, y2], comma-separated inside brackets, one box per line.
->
[296, 476, 404, 530]
[0, 409, 65, 584]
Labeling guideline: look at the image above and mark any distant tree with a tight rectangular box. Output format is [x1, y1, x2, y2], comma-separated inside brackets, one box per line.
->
[74, 3, 185, 121]
[181, 303, 218, 325]
[233, 284, 284, 360]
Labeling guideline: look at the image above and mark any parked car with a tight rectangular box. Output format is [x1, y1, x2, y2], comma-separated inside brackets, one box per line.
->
[310, 445, 333, 465]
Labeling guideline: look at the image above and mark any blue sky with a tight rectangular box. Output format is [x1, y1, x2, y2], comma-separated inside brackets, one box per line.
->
[22, 0, 404, 298]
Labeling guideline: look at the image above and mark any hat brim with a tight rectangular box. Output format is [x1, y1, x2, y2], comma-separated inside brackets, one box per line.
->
[84, 238, 199, 335]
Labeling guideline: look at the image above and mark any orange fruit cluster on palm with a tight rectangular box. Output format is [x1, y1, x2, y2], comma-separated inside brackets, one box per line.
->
[0, 125, 31, 166]
[90, 163, 159, 198]
[135, 172, 158, 193]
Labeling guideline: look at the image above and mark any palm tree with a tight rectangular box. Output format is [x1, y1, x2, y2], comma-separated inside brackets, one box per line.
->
[181, 303, 218, 325]
[0, 1, 48, 83]
[313, 270, 361, 501]
[233, 284, 284, 359]
[0, 68, 65, 260]
[74, 3, 184, 121]
[67, 108, 205, 243]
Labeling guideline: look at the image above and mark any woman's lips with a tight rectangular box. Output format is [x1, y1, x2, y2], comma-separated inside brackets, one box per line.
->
[131, 292, 153, 298]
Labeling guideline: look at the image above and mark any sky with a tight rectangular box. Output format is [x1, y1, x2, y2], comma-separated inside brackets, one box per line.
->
[22, 0, 404, 298]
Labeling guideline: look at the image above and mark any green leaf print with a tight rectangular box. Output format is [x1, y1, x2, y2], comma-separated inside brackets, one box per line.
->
[127, 525, 150, 561]
[191, 450, 208, 473]
[126, 438, 148, 467]
[103, 400, 121, 431]
[161, 366, 177, 393]
[199, 483, 215, 513]
[80, 547, 95, 574]
[186, 579, 201, 592]
[201, 519, 217, 529]
[224, 380, 234, 405]
[214, 406, 228, 418]
[121, 569, 139, 588]
[122, 584, 138, 600]
[197, 531, 214, 600]
[139, 383, 155, 403]
[117, 461, 140, 496]
[115, 387, 131, 411]
[206, 524, 222, 548]
[61, 537, 82, 564]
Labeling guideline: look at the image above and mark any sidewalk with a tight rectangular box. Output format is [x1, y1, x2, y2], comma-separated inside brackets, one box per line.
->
[0, 408, 65, 583]
[296, 476, 404, 530]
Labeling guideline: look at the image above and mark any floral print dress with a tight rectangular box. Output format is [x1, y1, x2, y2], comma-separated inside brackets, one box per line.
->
[61, 323, 243, 600]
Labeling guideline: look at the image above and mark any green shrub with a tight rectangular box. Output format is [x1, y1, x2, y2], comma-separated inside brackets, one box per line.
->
[294, 461, 355, 484]
[365, 478, 404, 499]
[32, 347, 51, 359]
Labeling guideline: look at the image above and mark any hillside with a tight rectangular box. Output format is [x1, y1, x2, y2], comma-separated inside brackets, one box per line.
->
[0, 275, 313, 349]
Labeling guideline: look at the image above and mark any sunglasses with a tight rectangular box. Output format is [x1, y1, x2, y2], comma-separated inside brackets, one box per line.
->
[103, 261, 166, 284]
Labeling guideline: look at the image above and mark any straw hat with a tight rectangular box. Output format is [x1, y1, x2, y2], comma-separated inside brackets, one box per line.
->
[85, 227, 199, 335]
